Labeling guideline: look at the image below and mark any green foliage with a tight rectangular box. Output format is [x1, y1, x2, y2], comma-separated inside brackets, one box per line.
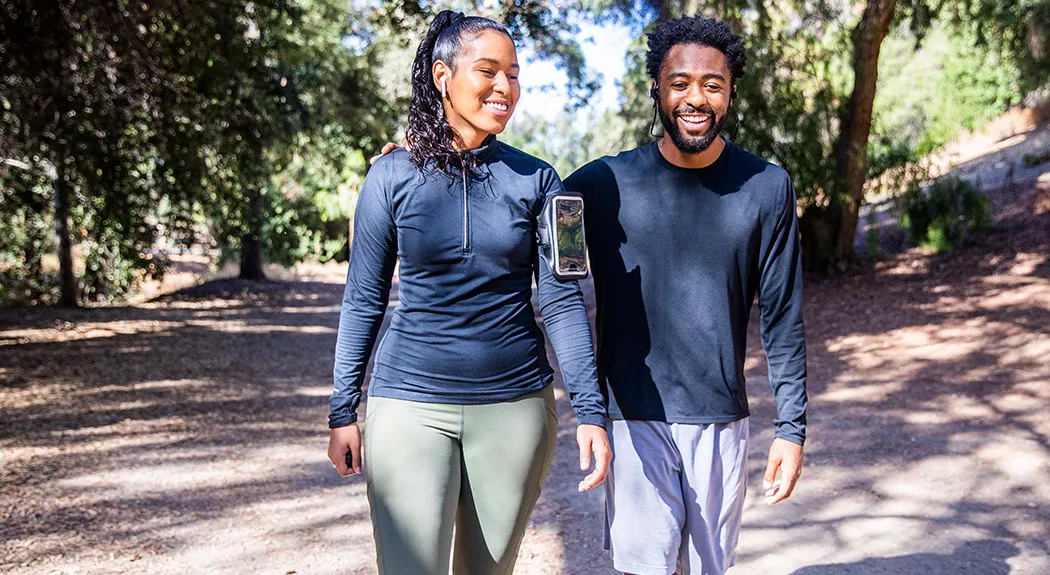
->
[0, 173, 57, 305]
[897, 176, 991, 252]
[871, 25, 1023, 175]
[0, 0, 396, 302]
[951, 0, 1050, 93]
[265, 127, 368, 264]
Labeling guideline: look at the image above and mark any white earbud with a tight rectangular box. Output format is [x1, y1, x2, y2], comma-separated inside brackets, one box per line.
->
[441, 77, 447, 99]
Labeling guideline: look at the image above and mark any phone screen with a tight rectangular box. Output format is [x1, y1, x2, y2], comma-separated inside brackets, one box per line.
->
[554, 197, 586, 275]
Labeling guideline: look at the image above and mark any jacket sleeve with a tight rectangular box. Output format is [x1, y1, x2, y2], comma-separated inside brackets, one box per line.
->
[329, 159, 398, 428]
[757, 175, 808, 445]
[534, 168, 607, 428]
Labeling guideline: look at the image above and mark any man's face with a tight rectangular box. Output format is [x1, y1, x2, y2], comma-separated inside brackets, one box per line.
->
[655, 43, 733, 154]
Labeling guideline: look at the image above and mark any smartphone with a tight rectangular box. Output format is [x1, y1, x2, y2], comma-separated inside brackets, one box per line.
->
[538, 192, 588, 280]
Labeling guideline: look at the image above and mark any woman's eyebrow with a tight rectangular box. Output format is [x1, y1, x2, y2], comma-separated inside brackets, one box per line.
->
[474, 57, 520, 69]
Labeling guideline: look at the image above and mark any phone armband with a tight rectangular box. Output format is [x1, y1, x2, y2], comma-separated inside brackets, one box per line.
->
[537, 192, 589, 281]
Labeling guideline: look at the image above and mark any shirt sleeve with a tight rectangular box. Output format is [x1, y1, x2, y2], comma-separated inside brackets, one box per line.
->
[534, 168, 607, 428]
[329, 159, 398, 428]
[757, 174, 809, 445]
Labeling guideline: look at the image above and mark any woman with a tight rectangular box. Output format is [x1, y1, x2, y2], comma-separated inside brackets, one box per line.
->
[326, 10, 610, 575]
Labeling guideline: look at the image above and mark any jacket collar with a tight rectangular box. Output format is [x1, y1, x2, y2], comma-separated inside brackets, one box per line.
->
[462, 134, 498, 163]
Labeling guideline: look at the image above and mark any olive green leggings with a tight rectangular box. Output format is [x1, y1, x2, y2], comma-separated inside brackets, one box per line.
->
[363, 385, 558, 575]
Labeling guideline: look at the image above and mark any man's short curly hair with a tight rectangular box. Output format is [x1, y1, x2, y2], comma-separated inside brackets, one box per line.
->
[646, 16, 746, 84]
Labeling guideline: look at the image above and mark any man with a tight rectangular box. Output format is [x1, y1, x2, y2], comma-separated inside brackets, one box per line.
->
[563, 16, 807, 575]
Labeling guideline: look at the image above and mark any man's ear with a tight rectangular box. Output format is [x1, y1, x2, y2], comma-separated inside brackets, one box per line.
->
[649, 81, 659, 100]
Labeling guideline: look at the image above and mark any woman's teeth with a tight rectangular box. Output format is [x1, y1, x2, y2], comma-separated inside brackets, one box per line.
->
[486, 102, 508, 111]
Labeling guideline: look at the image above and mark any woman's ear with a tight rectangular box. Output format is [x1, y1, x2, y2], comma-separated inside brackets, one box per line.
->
[432, 60, 450, 99]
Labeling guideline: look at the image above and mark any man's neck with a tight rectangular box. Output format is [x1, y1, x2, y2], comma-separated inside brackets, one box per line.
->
[657, 135, 726, 169]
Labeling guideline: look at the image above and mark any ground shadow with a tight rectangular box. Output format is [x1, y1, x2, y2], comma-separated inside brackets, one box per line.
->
[792, 539, 1018, 575]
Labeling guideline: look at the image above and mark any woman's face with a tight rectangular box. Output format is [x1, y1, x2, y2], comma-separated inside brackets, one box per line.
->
[436, 30, 520, 147]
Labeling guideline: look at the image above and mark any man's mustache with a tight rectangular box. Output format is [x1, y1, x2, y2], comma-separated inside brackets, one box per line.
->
[673, 104, 716, 117]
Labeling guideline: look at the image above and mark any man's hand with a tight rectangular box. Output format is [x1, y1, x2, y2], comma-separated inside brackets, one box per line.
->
[369, 140, 408, 165]
[577, 424, 612, 492]
[328, 424, 362, 476]
[763, 437, 803, 504]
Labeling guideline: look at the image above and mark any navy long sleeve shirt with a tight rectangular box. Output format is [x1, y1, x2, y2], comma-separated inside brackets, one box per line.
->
[564, 141, 808, 444]
[329, 136, 606, 429]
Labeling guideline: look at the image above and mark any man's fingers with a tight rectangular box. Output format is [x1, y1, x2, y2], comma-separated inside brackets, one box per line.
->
[579, 469, 602, 492]
[764, 438, 804, 504]
[579, 448, 609, 491]
[763, 453, 781, 490]
[765, 464, 800, 504]
[764, 481, 781, 497]
[370, 142, 403, 166]
[576, 426, 611, 492]
[580, 447, 611, 491]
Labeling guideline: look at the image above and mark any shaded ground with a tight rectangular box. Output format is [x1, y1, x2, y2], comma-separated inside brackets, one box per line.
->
[3, 188, 1050, 573]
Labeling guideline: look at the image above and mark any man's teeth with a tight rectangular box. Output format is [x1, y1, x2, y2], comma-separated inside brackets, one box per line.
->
[486, 102, 508, 111]
[679, 115, 710, 125]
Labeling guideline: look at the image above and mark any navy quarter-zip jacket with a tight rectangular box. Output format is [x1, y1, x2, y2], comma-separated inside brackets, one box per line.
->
[329, 136, 606, 429]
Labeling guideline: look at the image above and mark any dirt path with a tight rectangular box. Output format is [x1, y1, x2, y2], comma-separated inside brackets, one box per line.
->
[3, 187, 1049, 574]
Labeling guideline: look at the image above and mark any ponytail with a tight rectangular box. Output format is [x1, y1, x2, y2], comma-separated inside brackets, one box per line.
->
[406, 10, 510, 176]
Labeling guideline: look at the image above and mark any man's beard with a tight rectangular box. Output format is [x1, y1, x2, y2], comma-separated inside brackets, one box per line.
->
[657, 103, 728, 154]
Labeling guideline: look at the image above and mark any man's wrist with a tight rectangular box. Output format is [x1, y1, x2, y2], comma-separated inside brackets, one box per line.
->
[773, 431, 805, 446]
[577, 414, 608, 428]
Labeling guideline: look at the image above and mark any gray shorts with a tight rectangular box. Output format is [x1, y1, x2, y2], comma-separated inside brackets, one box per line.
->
[604, 418, 750, 575]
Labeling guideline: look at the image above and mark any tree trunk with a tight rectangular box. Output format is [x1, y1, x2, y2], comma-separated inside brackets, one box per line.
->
[239, 231, 265, 280]
[831, 0, 897, 263]
[52, 154, 77, 307]
[238, 189, 266, 280]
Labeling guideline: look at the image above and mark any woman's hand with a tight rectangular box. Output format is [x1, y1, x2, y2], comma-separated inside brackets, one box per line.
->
[328, 424, 362, 476]
[576, 424, 612, 492]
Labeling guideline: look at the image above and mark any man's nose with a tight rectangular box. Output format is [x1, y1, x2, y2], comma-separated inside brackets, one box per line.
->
[683, 83, 709, 109]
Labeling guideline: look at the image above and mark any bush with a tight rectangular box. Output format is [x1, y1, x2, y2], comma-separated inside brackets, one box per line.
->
[898, 176, 991, 252]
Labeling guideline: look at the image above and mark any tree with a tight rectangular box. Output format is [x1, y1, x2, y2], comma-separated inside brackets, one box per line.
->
[1, 1, 181, 304]
[1, 0, 396, 301]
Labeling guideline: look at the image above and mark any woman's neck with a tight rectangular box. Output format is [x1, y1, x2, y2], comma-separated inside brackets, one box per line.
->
[445, 107, 488, 150]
